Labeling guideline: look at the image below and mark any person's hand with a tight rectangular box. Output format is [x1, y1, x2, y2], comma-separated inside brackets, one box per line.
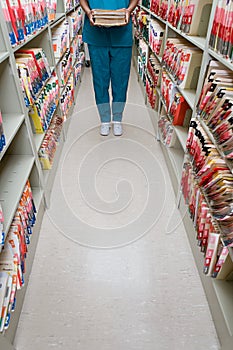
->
[125, 9, 131, 24]
[87, 9, 95, 26]
[116, 8, 131, 25]
[117, 8, 131, 25]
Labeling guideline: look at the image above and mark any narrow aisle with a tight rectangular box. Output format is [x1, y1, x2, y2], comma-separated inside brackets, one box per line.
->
[14, 67, 220, 350]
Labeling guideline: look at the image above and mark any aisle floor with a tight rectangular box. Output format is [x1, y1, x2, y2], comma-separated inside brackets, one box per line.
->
[14, 67, 220, 350]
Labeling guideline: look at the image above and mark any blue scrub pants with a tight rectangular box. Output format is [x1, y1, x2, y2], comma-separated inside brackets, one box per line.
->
[88, 45, 132, 123]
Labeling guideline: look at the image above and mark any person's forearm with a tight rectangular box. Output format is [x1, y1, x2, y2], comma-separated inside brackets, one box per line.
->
[127, 0, 138, 13]
[80, 0, 95, 25]
[80, 0, 91, 15]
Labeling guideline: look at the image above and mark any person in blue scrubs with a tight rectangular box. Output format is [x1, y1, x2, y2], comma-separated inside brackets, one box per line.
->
[80, 0, 138, 136]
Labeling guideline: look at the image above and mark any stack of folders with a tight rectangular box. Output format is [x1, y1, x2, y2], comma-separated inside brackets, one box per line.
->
[92, 9, 126, 27]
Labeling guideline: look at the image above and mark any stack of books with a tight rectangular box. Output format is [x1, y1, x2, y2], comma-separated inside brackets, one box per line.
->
[92, 9, 126, 27]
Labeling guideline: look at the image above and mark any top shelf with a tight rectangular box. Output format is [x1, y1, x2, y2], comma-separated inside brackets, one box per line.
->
[167, 23, 206, 50]
[50, 13, 66, 29]
[139, 4, 206, 50]
[140, 5, 167, 24]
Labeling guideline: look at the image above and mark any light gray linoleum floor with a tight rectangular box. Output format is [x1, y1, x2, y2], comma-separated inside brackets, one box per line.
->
[14, 66, 220, 350]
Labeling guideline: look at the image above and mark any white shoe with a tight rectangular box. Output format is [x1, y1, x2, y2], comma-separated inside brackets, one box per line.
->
[113, 122, 123, 136]
[100, 122, 110, 136]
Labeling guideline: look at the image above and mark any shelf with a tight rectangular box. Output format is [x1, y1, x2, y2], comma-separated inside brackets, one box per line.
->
[0, 0, 84, 344]
[208, 48, 233, 72]
[12, 25, 49, 52]
[55, 48, 68, 65]
[158, 126, 184, 182]
[163, 68, 196, 109]
[138, 75, 146, 96]
[150, 11, 167, 25]
[140, 5, 167, 25]
[34, 133, 45, 151]
[0, 114, 25, 161]
[167, 23, 206, 50]
[60, 68, 74, 95]
[178, 88, 196, 109]
[0, 52, 9, 63]
[0, 155, 34, 234]
[74, 72, 83, 102]
[66, 6, 76, 14]
[135, 4, 233, 349]
[140, 4, 150, 13]
[50, 13, 66, 29]
[31, 186, 44, 210]
[213, 280, 233, 336]
[167, 146, 184, 180]
[174, 126, 188, 152]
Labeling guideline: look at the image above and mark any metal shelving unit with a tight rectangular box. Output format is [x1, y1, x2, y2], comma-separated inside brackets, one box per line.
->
[0, 1, 84, 349]
[135, 1, 233, 349]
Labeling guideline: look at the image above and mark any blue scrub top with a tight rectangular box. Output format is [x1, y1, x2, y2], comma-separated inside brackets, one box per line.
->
[82, 0, 133, 47]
